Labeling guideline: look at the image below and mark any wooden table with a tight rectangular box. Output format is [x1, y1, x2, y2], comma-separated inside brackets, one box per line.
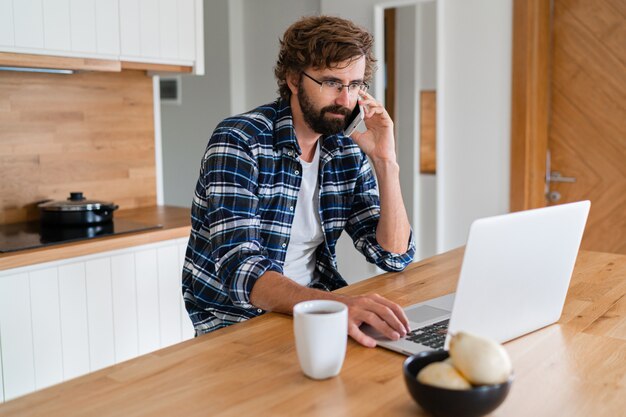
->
[1, 249, 625, 416]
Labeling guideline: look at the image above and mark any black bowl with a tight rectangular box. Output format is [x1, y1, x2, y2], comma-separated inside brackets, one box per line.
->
[403, 350, 513, 417]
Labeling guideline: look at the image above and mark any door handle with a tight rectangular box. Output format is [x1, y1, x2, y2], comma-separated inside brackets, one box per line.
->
[545, 150, 577, 203]
[548, 171, 576, 183]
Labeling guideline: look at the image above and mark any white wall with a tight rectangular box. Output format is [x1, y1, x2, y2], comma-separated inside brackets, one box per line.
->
[240, 0, 320, 109]
[395, 5, 420, 257]
[324, 0, 513, 256]
[417, 1, 438, 259]
[436, 0, 512, 252]
[160, 0, 232, 207]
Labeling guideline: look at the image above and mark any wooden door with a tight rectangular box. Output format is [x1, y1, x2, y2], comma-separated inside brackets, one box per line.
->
[511, 0, 626, 254]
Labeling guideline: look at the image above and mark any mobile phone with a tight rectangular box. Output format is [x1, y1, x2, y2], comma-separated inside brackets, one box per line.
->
[343, 104, 365, 137]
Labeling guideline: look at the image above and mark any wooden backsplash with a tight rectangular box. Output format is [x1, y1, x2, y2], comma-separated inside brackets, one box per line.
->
[0, 70, 156, 225]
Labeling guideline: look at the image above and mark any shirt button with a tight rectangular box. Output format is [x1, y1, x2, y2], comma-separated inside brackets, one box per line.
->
[281, 242, 287, 248]
[287, 151, 293, 156]
[257, 309, 263, 313]
[294, 170, 300, 175]
[289, 206, 294, 211]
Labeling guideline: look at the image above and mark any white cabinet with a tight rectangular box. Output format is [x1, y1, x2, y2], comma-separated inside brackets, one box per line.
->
[0, 0, 15, 47]
[1, 0, 119, 59]
[96, 0, 121, 55]
[0, 273, 35, 401]
[0, 238, 195, 402]
[12, 0, 44, 49]
[69, 0, 97, 53]
[0, 0, 203, 73]
[43, 0, 71, 51]
[119, 0, 203, 71]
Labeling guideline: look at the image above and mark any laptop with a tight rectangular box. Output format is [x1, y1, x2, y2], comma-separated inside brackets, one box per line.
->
[363, 200, 590, 356]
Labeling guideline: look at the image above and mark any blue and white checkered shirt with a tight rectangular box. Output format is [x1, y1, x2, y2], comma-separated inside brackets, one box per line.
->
[182, 98, 415, 334]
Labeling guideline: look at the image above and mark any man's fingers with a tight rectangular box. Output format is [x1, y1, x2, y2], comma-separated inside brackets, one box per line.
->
[370, 294, 411, 332]
[362, 294, 408, 336]
[348, 323, 377, 348]
[344, 294, 409, 344]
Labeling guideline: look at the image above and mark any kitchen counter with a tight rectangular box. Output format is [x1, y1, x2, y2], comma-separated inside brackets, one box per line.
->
[0, 206, 191, 271]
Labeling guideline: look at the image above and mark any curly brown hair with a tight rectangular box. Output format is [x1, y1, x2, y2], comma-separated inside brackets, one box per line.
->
[274, 15, 377, 100]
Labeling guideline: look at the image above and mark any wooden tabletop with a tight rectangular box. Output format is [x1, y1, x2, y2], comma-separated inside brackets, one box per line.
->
[1, 248, 624, 416]
[0, 205, 191, 270]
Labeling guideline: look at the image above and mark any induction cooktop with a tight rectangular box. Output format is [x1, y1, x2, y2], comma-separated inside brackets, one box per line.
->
[0, 219, 163, 253]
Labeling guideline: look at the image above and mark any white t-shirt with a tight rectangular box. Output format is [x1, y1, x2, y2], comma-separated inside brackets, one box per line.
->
[283, 142, 325, 286]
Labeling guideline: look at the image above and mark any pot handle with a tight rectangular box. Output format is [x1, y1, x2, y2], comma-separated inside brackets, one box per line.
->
[94, 205, 119, 214]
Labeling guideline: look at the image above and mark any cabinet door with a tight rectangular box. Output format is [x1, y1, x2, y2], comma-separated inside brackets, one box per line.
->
[96, 0, 120, 56]
[159, 0, 178, 60]
[30, 268, 64, 391]
[0, 273, 36, 401]
[58, 263, 91, 380]
[70, 0, 97, 53]
[85, 258, 116, 372]
[43, 0, 71, 52]
[179, 242, 195, 340]
[120, 0, 198, 65]
[111, 253, 139, 363]
[119, 0, 140, 56]
[0, 238, 190, 401]
[139, 0, 160, 58]
[157, 245, 183, 346]
[0, 331, 3, 402]
[0, 0, 15, 47]
[178, 0, 196, 61]
[13, 0, 44, 49]
[135, 248, 161, 354]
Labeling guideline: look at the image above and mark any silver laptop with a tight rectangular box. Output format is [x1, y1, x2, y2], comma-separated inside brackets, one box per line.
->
[363, 200, 590, 356]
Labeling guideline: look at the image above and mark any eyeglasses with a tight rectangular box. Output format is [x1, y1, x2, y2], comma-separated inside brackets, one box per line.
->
[302, 72, 369, 97]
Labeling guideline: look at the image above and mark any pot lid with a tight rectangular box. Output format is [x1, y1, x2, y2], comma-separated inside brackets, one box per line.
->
[38, 192, 117, 212]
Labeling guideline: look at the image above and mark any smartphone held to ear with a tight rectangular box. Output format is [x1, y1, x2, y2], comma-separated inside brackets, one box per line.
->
[343, 104, 365, 137]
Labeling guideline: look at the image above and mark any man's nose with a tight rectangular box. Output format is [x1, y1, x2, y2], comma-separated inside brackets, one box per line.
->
[335, 87, 352, 107]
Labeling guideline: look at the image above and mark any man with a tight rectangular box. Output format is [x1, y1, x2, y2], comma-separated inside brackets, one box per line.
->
[183, 15, 415, 347]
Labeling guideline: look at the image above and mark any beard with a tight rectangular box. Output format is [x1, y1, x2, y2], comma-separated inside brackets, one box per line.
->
[297, 82, 352, 135]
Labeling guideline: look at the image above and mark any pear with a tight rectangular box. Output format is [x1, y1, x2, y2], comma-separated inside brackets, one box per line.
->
[417, 361, 472, 390]
[449, 331, 512, 385]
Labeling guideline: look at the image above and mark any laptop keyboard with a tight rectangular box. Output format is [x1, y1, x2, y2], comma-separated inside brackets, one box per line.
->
[405, 319, 449, 350]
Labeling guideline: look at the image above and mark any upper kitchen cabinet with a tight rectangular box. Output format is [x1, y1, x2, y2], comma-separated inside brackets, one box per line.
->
[0, 0, 119, 58]
[119, 0, 203, 74]
[0, 0, 204, 74]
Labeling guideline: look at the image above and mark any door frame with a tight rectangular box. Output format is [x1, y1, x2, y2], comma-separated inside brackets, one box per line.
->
[510, 0, 551, 211]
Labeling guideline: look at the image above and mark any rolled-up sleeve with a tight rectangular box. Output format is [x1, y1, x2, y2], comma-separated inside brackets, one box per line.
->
[344, 154, 415, 271]
[204, 131, 282, 307]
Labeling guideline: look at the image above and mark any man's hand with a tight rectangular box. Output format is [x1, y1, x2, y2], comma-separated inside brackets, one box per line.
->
[349, 91, 397, 164]
[250, 272, 410, 348]
[340, 293, 410, 348]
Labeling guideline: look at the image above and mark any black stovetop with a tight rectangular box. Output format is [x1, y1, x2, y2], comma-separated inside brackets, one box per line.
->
[0, 219, 162, 253]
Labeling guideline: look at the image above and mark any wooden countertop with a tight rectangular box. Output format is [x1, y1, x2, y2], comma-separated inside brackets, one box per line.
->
[1, 248, 624, 416]
[0, 206, 191, 271]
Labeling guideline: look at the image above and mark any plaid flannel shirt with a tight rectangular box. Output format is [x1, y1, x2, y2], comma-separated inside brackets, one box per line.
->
[182, 98, 415, 334]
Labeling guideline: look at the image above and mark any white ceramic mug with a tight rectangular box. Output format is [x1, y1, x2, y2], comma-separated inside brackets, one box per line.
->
[293, 300, 348, 380]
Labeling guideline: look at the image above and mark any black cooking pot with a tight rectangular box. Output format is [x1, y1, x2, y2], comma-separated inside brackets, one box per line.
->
[39, 222, 115, 243]
[38, 192, 119, 226]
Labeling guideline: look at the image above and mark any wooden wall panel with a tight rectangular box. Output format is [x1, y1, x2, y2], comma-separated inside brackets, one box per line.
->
[0, 70, 156, 225]
[509, 0, 551, 212]
[420, 91, 436, 174]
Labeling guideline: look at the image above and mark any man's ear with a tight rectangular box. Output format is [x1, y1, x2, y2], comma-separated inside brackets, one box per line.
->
[286, 71, 299, 96]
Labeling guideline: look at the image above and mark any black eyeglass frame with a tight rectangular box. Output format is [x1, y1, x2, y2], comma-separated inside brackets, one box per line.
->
[301, 72, 369, 95]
